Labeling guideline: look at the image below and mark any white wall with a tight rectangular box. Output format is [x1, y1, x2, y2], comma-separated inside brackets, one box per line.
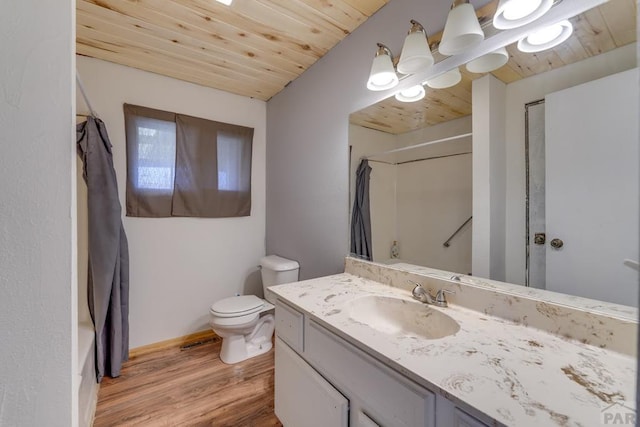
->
[396, 154, 472, 273]
[76, 56, 267, 348]
[503, 45, 637, 284]
[472, 75, 506, 281]
[0, 1, 75, 426]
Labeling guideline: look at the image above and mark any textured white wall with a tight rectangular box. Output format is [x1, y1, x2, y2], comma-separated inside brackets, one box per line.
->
[76, 56, 267, 348]
[0, 1, 75, 426]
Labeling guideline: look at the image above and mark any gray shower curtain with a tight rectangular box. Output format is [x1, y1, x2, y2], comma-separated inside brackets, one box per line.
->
[350, 159, 373, 260]
[77, 117, 130, 382]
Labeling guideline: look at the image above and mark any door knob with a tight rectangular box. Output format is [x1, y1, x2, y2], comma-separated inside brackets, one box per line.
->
[550, 238, 564, 249]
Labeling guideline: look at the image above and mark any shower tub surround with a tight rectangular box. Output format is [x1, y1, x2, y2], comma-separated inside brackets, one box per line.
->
[270, 257, 637, 426]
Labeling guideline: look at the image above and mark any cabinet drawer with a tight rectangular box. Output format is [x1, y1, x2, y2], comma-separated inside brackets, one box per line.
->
[275, 300, 304, 353]
[306, 319, 435, 427]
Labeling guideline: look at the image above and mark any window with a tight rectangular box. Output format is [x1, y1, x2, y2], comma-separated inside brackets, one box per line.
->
[123, 104, 253, 218]
[217, 130, 251, 192]
[134, 118, 176, 192]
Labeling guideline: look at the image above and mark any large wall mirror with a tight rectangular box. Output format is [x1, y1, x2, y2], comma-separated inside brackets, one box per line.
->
[348, 0, 638, 307]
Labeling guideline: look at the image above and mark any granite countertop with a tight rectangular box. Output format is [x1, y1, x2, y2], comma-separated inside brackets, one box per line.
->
[270, 273, 637, 427]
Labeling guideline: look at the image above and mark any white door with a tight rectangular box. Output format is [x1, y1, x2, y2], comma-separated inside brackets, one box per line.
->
[544, 68, 639, 305]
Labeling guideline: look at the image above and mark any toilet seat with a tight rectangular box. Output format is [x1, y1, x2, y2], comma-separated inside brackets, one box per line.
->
[209, 295, 265, 327]
[210, 312, 259, 328]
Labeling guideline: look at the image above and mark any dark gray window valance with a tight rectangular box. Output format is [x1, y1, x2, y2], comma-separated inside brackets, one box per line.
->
[124, 104, 253, 218]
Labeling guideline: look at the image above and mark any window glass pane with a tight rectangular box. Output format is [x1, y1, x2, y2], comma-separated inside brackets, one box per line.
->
[135, 117, 176, 192]
[217, 131, 249, 192]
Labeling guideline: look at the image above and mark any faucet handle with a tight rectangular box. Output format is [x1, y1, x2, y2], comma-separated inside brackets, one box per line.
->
[409, 280, 433, 303]
[435, 289, 455, 307]
[408, 280, 423, 297]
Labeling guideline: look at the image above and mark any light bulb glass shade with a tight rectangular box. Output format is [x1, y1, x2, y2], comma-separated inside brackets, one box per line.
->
[503, 0, 542, 20]
[367, 48, 399, 91]
[517, 20, 573, 53]
[397, 24, 434, 75]
[216, 0, 233, 5]
[395, 85, 426, 102]
[439, 3, 484, 56]
[425, 68, 462, 89]
[493, 0, 552, 29]
[465, 47, 509, 73]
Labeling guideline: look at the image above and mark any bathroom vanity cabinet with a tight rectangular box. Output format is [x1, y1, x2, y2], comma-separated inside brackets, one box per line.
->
[274, 300, 490, 427]
[271, 260, 636, 426]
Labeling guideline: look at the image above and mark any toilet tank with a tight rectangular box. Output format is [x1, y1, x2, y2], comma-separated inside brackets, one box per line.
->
[260, 255, 299, 304]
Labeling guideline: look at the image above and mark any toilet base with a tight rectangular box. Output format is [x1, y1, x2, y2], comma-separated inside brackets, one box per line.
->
[220, 336, 273, 364]
[217, 314, 275, 364]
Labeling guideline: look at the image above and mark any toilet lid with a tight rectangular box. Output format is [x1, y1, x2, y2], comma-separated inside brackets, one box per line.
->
[210, 295, 264, 318]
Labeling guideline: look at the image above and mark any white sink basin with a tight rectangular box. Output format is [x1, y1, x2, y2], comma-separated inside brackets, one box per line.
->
[347, 295, 460, 339]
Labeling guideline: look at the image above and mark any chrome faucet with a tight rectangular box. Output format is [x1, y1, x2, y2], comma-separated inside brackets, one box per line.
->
[408, 280, 455, 308]
[410, 280, 435, 304]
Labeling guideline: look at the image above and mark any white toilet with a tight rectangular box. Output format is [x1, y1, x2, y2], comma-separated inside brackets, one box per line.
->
[209, 255, 300, 364]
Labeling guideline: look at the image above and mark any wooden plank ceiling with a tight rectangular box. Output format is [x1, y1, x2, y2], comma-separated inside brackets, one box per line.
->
[77, 0, 390, 101]
[350, 0, 637, 135]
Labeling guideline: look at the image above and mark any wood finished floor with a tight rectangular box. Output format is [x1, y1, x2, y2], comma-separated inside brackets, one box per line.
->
[93, 336, 282, 427]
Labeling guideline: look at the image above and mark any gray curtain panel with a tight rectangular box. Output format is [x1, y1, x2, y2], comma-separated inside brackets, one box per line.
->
[173, 114, 253, 217]
[77, 117, 130, 382]
[123, 104, 176, 217]
[350, 159, 373, 261]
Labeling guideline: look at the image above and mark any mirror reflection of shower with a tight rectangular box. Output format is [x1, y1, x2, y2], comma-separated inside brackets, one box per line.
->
[349, 115, 473, 274]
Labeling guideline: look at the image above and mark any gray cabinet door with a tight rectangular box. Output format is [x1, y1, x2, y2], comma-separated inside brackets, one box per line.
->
[274, 338, 349, 427]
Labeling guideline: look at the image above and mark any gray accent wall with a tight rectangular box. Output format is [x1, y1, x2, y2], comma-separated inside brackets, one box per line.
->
[266, 0, 492, 279]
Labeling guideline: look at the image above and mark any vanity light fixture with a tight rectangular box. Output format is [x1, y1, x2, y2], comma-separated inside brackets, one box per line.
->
[397, 20, 434, 75]
[439, 0, 485, 56]
[493, 0, 553, 29]
[465, 46, 509, 73]
[367, 43, 399, 91]
[215, 0, 233, 5]
[395, 85, 426, 103]
[425, 68, 462, 89]
[517, 20, 573, 53]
